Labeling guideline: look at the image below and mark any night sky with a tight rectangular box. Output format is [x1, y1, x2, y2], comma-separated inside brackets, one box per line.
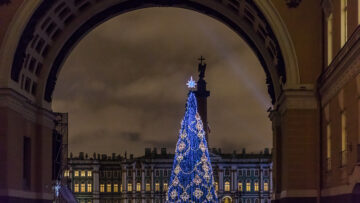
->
[52, 8, 272, 157]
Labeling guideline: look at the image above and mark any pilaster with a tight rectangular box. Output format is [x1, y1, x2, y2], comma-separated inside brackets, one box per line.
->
[272, 89, 320, 202]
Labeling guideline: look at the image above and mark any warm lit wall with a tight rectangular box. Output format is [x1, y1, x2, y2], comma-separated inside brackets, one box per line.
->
[0, 90, 54, 201]
[272, 0, 323, 84]
[0, 0, 24, 48]
[322, 77, 359, 188]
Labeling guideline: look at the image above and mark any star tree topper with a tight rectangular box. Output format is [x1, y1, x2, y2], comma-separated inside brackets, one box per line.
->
[186, 76, 197, 89]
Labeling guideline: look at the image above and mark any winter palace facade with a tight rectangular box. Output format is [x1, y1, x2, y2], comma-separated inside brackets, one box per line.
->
[65, 148, 272, 203]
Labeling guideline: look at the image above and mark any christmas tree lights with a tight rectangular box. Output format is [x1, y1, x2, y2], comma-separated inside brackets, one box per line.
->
[167, 79, 218, 202]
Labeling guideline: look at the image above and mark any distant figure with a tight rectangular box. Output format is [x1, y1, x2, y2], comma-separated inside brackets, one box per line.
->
[198, 56, 206, 79]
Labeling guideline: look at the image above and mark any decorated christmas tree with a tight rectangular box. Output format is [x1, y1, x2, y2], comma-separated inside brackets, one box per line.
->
[167, 77, 218, 202]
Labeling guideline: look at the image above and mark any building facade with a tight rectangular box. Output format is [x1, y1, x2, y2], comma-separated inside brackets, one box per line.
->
[66, 148, 272, 203]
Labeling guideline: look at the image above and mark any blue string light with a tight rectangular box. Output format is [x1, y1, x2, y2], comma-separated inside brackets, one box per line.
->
[167, 91, 218, 202]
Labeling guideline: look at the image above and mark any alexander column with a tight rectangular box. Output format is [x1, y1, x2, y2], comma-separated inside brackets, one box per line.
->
[195, 56, 210, 144]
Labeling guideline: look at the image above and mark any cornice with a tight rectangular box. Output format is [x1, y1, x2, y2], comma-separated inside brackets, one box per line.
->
[0, 88, 56, 128]
[318, 26, 360, 107]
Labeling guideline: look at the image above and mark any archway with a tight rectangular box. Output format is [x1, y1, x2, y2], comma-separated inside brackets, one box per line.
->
[0, 1, 321, 203]
[222, 195, 233, 203]
[0, 0, 300, 109]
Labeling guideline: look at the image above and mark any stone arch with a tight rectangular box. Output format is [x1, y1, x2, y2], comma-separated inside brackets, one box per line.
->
[0, 0, 300, 109]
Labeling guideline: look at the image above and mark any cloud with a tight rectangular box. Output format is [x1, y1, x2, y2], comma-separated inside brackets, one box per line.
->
[52, 8, 272, 156]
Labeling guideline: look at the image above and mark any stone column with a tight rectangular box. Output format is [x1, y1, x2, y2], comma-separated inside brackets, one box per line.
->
[231, 168, 235, 192]
[142, 167, 145, 203]
[151, 166, 154, 203]
[92, 164, 100, 203]
[122, 165, 127, 198]
[219, 167, 224, 192]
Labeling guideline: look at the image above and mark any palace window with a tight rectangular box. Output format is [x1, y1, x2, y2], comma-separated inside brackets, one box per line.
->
[155, 170, 159, 177]
[238, 182, 243, 191]
[264, 169, 269, 177]
[254, 180, 259, 192]
[327, 13, 333, 65]
[255, 199, 259, 203]
[264, 181, 269, 192]
[358, 0, 360, 24]
[114, 184, 119, 192]
[246, 181, 251, 192]
[155, 182, 160, 192]
[64, 170, 69, 177]
[239, 170, 243, 177]
[74, 183, 79, 192]
[100, 184, 105, 192]
[164, 170, 168, 176]
[107, 183, 111, 192]
[120, 184, 123, 192]
[163, 182, 168, 191]
[341, 0, 348, 47]
[146, 182, 151, 191]
[81, 170, 86, 177]
[136, 182, 141, 192]
[136, 170, 141, 177]
[224, 181, 230, 192]
[326, 122, 332, 170]
[254, 170, 259, 177]
[87, 183, 92, 192]
[246, 170, 250, 177]
[215, 182, 219, 192]
[341, 110, 347, 166]
[225, 169, 230, 176]
[128, 183, 132, 192]
[74, 171, 79, 177]
[87, 171, 92, 177]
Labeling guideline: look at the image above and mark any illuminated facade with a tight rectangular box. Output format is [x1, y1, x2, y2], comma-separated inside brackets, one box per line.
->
[66, 148, 272, 203]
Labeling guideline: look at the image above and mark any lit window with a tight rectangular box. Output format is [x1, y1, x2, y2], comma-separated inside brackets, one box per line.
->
[155, 182, 160, 192]
[74, 183, 79, 192]
[254, 181, 259, 192]
[100, 184, 105, 192]
[163, 182, 168, 191]
[264, 182, 269, 192]
[74, 171, 79, 177]
[215, 182, 218, 192]
[120, 184, 123, 192]
[128, 183, 132, 192]
[81, 170, 86, 177]
[146, 183, 151, 191]
[327, 122, 332, 170]
[341, 110, 347, 166]
[107, 184, 112, 192]
[64, 170, 69, 177]
[114, 184, 118, 192]
[87, 171, 92, 177]
[246, 181, 251, 192]
[87, 183, 92, 192]
[238, 182, 243, 191]
[80, 183, 85, 192]
[136, 182, 141, 192]
[224, 181, 230, 192]
[341, 0, 348, 47]
[327, 13, 333, 65]
[358, 0, 360, 24]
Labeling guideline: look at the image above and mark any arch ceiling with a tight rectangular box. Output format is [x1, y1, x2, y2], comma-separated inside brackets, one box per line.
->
[6, 0, 296, 107]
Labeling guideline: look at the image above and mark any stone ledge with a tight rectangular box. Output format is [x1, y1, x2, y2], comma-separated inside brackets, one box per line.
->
[0, 88, 56, 128]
